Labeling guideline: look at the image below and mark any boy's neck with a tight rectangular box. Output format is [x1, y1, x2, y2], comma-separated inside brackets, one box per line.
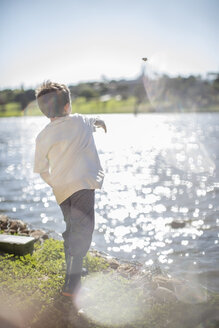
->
[50, 114, 69, 122]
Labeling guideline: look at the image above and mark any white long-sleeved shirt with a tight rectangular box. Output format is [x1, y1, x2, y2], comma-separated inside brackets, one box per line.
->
[34, 113, 104, 204]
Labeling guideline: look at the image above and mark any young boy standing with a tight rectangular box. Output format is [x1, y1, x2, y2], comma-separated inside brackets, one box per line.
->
[33, 81, 106, 297]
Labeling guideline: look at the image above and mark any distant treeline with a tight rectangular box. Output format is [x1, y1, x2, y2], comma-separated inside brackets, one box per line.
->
[0, 73, 219, 113]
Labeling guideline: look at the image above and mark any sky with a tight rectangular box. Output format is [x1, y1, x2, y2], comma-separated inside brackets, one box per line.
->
[0, 0, 218, 89]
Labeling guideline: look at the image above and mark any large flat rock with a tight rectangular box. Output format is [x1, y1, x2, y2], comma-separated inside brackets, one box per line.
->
[0, 234, 35, 256]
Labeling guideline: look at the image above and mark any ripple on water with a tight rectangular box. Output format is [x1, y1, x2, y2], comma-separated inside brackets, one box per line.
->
[0, 114, 219, 291]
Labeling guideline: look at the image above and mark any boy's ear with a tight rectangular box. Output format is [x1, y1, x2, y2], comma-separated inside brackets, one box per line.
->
[64, 102, 71, 114]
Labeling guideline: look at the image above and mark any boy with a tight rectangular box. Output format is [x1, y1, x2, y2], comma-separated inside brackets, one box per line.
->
[33, 81, 106, 298]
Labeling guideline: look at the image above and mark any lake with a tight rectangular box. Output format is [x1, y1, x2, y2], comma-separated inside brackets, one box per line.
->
[0, 113, 218, 292]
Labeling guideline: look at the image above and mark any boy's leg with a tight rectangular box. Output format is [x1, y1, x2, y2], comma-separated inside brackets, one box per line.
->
[62, 254, 84, 295]
[60, 189, 95, 295]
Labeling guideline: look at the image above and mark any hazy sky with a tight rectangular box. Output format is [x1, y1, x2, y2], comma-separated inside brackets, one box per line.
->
[0, 0, 218, 89]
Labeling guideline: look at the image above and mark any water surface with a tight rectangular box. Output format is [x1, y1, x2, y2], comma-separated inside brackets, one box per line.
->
[0, 113, 218, 291]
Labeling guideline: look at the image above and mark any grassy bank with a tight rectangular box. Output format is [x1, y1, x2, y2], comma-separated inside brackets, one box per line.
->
[0, 98, 219, 117]
[0, 98, 148, 117]
[0, 237, 219, 328]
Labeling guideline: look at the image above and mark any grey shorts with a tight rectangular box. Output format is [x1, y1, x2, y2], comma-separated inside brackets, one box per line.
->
[59, 189, 95, 257]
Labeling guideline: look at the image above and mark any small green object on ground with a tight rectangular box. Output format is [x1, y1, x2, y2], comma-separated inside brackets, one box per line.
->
[0, 234, 35, 255]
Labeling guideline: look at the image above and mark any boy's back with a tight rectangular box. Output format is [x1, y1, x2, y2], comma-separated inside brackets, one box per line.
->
[34, 113, 104, 205]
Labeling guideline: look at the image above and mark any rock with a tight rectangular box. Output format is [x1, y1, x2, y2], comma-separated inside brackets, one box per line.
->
[170, 221, 186, 229]
[9, 229, 17, 235]
[0, 234, 35, 256]
[152, 275, 181, 292]
[108, 258, 120, 269]
[2, 218, 27, 233]
[0, 216, 50, 242]
[0, 214, 9, 222]
[174, 283, 209, 304]
[30, 230, 47, 240]
[153, 286, 177, 302]
[42, 233, 49, 240]
[0, 215, 9, 229]
[16, 220, 27, 231]
[149, 280, 158, 291]
[9, 221, 19, 231]
[1, 222, 8, 230]
[117, 263, 140, 277]
[22, 229, 30, 235]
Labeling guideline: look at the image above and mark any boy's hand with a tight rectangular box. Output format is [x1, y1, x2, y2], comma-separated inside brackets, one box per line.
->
[94, 119, 107, 133]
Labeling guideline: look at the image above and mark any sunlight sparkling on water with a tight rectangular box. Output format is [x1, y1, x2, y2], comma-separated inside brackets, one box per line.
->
[0, 114, 219, 291]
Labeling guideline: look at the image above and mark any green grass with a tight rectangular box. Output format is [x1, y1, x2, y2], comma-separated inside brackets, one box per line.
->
[0, 238, 109, 328]
[0, 102, 23, 117]
[0, 98, 218, 117]
[25, 97, 152, 116]
[71, 97, 152, 114]
[0, 238, 219, 328]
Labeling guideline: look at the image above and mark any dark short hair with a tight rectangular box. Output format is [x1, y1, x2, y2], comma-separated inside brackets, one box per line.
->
[35, 81, 71, 118]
